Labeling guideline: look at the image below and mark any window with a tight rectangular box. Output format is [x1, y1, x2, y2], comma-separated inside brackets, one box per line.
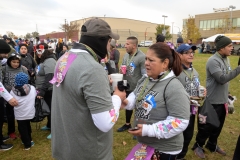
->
[207, 20, 211, 30]
[200, 21, 204, 29]
[211, 20, 215, 29]
[183, 19, 187, 27]
[203, 20, 207, 30]
[237, 18, 240, 27]
[218, 19, 223, 27]
[215, 19, 219, 28]
[232, 18, 237, 27]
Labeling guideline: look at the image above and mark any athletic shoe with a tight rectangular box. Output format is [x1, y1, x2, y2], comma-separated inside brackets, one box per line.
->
[41, 126, 50, 130]
[0, 143, 13, 151]
[9, 133, 17, 139]
[193, 146, 205, 159]
[47, 134, 51, 139]
[206, 145, 226, 156]
[117, 124, 131, 132]
[2, 136, 9, 142]
[24, 141, 35, 150]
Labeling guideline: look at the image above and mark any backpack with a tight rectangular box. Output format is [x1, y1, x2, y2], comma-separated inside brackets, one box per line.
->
[31, 98, 50, 123]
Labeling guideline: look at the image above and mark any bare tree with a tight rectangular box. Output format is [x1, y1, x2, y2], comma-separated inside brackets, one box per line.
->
[32, 31, 39, 38]
[25, 33, 32, 39]
[59, 21, 80, 41]
[6, 31, 15, 38]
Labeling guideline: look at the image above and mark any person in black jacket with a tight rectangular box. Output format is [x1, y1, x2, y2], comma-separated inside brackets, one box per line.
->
[57, 44, 68, 59]
[19, 44, 37, 85]
[55, 38, 63, 59]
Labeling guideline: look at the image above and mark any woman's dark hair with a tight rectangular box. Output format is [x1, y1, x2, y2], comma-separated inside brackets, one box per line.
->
[63, 44, 69, 50]
[35, 49, 54, 64]
[149, 42, 182, 76]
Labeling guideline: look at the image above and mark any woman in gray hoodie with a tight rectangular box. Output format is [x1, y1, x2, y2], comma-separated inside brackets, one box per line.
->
[35, 44, 56, 140]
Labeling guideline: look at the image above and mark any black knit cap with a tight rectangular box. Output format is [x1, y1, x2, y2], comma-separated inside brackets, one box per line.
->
[177, 37, 183, 43]
[215, 35, 232, 51]
[0, 39, 11, 54]
[156, 34, 165, 42]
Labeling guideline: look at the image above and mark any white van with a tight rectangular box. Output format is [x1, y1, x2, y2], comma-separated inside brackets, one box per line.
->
[139, 41, 153, 47]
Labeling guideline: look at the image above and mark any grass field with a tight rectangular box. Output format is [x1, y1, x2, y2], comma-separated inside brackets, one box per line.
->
[1, 47, 240, 160]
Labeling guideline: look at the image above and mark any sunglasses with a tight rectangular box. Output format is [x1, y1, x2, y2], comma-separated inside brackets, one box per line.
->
[10, 53, 21, 59]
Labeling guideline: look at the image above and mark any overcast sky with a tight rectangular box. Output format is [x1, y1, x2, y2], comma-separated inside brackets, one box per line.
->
[0, 0, 239, 37]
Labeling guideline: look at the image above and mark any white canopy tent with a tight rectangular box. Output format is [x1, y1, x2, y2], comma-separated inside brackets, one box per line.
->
[202, 34, 224, 42]
[202, 34, 240, 42]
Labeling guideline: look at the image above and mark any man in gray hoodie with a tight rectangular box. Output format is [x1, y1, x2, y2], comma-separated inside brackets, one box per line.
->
[192, 35, 240, 158]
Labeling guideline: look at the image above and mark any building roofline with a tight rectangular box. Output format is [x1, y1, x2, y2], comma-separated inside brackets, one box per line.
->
[73, 16, 160, 25]
[195, 9, 240, 16]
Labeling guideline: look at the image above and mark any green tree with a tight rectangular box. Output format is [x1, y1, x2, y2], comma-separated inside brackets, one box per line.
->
[32, 31, 39, 38]
[6, 31, 15, 38]
[155, 24, 172, 40]
[182, 15, 201, 43]
[59, 21, 80, 41]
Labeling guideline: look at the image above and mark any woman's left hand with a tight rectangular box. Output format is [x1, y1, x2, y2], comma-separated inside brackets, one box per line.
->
[37, 96, 43, 99]
[128, 124, 143, 137]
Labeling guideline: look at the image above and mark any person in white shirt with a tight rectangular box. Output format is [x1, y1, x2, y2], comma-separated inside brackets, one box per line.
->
[48, 40, 56, 54]
[10, 72, 37, 150]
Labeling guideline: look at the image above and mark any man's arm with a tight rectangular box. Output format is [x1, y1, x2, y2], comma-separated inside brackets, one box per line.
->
[212, 67, 240, 84]
[207, 58, 240, 84]
[81, 66, 125, 132]
[0, 83, 18, 106]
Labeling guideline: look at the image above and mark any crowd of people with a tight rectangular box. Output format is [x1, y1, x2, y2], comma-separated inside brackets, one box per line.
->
[1, 17, 240, 160]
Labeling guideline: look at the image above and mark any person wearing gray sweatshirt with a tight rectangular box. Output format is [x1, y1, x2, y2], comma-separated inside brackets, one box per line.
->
[176, 44, 206, 160]
[192, 35, 240, 158]
[123, 42, 190, 160]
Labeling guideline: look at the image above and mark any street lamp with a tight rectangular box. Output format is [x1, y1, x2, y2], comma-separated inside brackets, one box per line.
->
[144, 27, 150, 47]
[162, 15, 168, 36]
[229, 5, 236, 28]
[174, 26, 181, 37]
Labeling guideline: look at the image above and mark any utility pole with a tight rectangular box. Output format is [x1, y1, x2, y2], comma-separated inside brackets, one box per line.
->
[65, 19, 67, 43]
[36, 24, 38, 33]
[144, 27, 150, 47]
[229, 5, 236, 32]
[162, 15, 168, 36]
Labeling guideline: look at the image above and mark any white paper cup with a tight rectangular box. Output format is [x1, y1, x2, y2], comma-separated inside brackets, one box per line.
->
[110, 74, 123, 91]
